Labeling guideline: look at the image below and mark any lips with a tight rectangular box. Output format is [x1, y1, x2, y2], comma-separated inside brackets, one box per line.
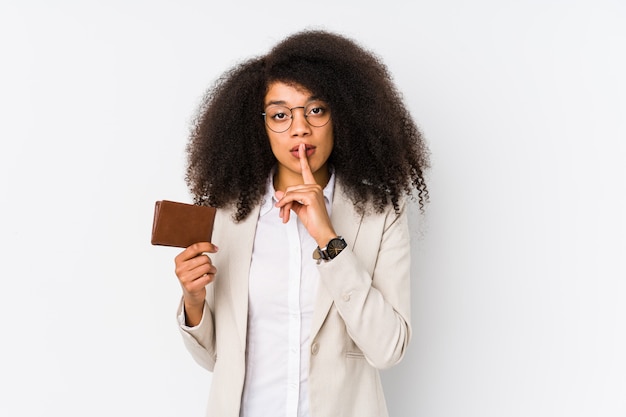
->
[290, 144, 316, 158]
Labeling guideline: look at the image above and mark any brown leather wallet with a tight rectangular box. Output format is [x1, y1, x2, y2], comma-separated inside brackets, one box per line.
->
[151, 200, 216, 248]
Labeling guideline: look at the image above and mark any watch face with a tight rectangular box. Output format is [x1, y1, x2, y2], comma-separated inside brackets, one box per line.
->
[327, 238, 347, 258]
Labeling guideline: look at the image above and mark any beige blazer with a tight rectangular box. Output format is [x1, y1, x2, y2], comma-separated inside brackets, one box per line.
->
[179, 182, 412, 417]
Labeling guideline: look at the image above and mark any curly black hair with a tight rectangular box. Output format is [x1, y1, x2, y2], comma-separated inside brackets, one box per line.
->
[186, 30, 430, 222]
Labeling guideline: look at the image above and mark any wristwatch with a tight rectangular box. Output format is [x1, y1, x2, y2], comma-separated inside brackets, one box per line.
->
[313, 236, 347, 263]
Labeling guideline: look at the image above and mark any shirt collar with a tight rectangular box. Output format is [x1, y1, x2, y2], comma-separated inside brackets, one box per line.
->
[259, 167, 336, 217]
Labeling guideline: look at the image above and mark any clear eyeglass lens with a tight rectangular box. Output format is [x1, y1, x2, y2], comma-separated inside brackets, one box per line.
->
[264, 103, 330, 132]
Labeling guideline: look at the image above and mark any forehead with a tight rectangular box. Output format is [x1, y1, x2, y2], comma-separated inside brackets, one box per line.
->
[264, 81, 318, 106]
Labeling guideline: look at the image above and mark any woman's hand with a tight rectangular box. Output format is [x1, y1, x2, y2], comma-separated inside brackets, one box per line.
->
[174, 242, 218, 326]
[274, 143, 338, 247]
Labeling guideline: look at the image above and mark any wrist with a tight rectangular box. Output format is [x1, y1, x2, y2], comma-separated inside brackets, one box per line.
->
[315, 230, 338, 249]
[313, 236, 347, 263]
[183, 292, 205, 310]
[183, 299, 204, 327]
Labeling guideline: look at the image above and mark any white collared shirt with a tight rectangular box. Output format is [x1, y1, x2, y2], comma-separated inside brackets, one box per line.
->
[240, 173, 335, 417]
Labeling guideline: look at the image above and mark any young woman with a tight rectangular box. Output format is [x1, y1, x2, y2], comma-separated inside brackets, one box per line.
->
[173, 29, 429, 417]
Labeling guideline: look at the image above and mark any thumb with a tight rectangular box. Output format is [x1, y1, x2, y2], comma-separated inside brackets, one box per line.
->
[275, 190, 285, 200]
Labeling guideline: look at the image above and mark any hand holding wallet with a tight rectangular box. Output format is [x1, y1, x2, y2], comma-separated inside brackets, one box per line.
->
[151, 200, 217, 248]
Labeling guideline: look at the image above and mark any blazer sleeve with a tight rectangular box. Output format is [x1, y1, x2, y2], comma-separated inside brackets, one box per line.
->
[317, 200, 412, 369]
[177, 289, 217, 371]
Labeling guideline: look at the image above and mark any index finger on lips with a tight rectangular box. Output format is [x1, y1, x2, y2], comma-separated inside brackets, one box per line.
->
[298, 143, 316, 185]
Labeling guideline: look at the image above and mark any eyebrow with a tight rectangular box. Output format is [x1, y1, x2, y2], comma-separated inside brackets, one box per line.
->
[265, 96, 323, 107]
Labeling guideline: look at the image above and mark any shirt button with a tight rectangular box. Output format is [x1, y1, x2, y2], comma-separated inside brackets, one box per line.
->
[343, 293, 351, 302]
[311, 343, 319, 355]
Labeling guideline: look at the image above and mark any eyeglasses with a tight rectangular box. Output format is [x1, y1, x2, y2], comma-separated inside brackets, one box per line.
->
[262, 102, 331, 133]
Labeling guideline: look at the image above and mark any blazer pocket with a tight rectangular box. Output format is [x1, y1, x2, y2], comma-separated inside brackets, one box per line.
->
[346, 351, 365, 359]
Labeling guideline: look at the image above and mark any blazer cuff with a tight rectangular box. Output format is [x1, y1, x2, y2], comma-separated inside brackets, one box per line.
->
[177, 297, 206, 329]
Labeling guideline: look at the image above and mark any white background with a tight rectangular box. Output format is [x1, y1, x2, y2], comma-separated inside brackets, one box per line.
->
[1, 1, 624, 416]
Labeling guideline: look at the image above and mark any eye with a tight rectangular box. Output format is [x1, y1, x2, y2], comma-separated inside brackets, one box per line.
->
[266, 106, 291, 122]
[306, 104, 327, 117]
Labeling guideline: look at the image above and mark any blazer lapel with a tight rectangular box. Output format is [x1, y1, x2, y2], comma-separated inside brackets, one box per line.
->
[309, 181, 363, 339]
[222, 205, 260, 350]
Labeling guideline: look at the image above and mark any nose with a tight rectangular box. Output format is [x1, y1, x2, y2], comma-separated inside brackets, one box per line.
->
[289, 107, 311, 136]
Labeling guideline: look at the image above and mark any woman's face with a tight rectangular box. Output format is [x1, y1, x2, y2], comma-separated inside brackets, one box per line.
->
[263, 81, 334, 189]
